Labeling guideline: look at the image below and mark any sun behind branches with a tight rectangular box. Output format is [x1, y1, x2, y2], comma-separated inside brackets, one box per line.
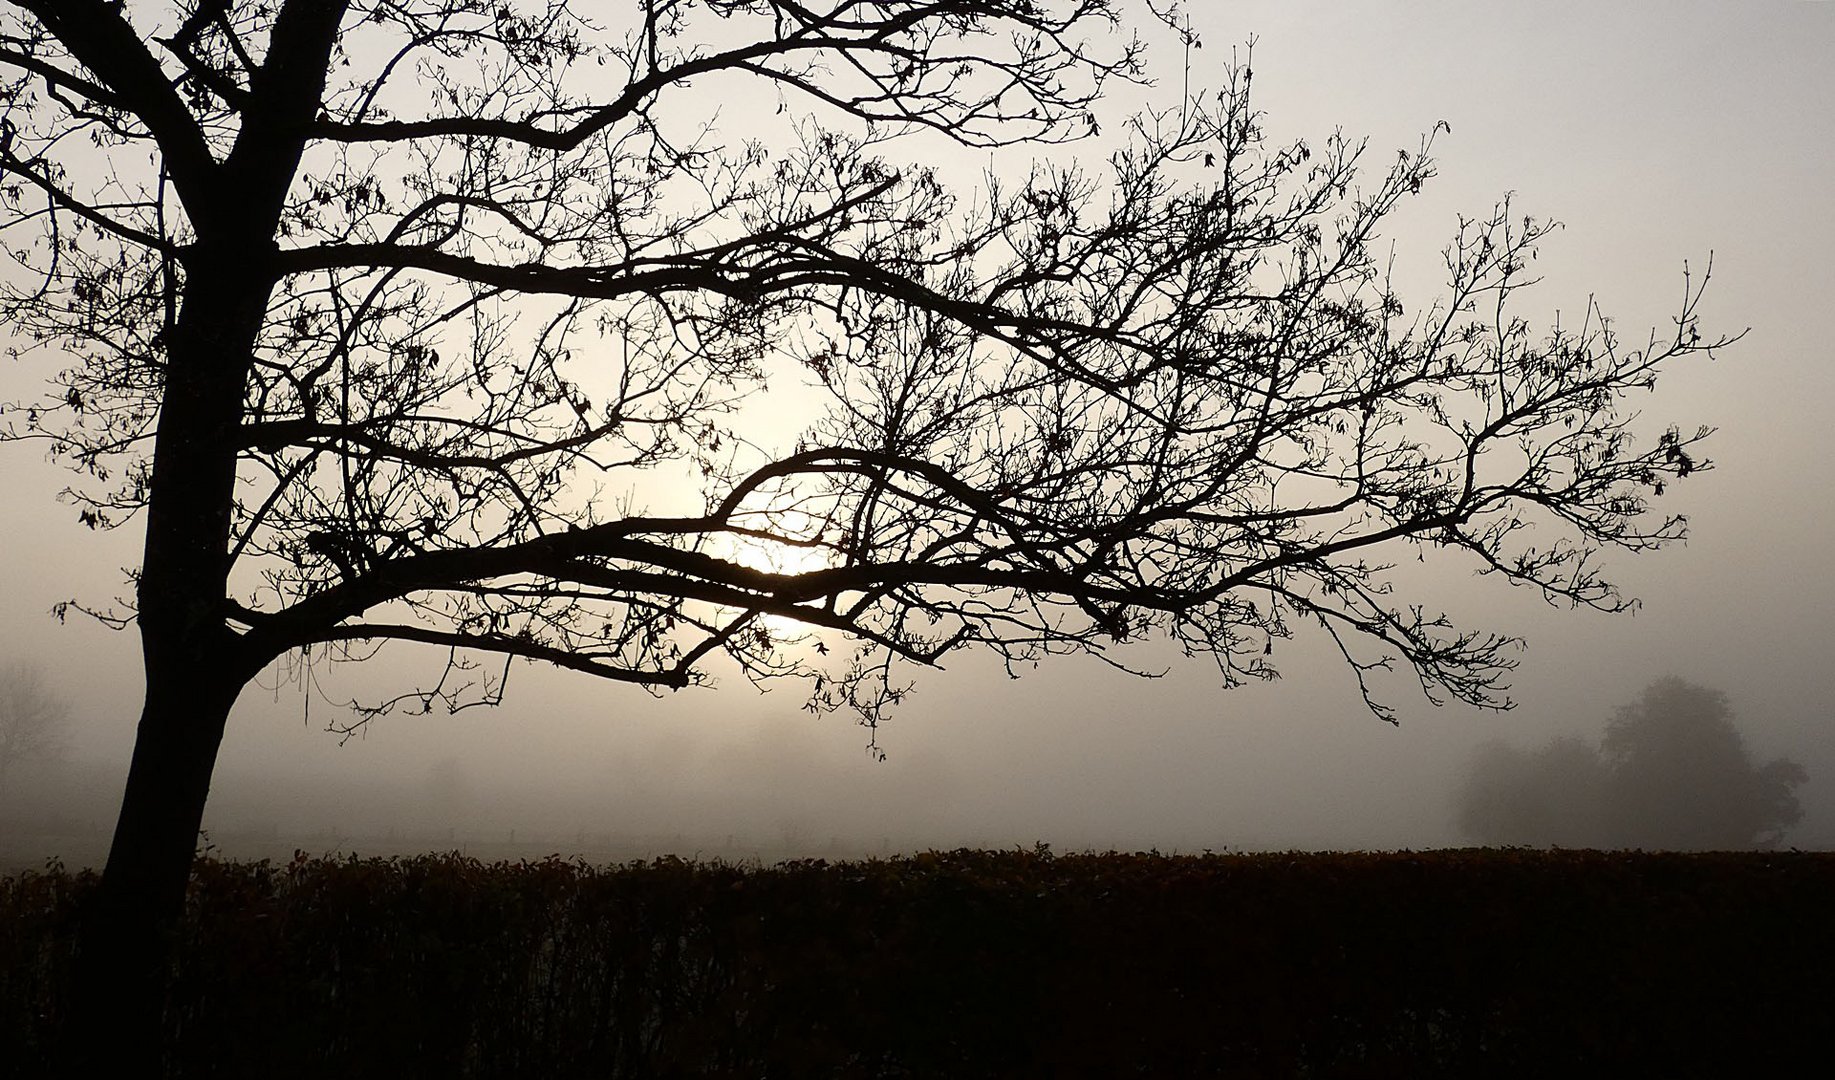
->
[710, 531, 838, 643]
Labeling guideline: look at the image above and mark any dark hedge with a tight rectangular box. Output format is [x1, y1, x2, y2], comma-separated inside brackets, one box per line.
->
[4, 847, 1830, 1077]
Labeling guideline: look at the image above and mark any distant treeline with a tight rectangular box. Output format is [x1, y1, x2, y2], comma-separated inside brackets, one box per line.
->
[5, 848, 1832, 1078]
[1457, 678, 1808, 849]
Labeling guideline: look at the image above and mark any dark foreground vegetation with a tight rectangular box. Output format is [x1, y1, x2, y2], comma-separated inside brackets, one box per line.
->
[5, 848, 1829, 1078]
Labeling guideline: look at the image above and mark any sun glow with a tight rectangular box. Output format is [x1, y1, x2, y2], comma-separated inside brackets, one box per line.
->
[710, 531, 838, 643]
[719, 532, 833, 578]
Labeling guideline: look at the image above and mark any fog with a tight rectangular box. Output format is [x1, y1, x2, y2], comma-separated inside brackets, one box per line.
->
[4, 2, 1834, 868]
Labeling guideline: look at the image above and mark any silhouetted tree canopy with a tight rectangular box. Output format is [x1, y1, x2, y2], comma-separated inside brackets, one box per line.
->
[1457, 678, 1807, 849]
[1, 2, 1734, 733]
[0, 1, 1737, 1065]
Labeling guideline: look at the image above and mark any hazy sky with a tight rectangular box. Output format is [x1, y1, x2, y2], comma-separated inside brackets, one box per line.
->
[2, 2, 1831, 860]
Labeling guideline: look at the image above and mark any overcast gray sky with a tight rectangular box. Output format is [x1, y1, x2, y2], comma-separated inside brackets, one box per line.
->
[2, 1, 1831, 862]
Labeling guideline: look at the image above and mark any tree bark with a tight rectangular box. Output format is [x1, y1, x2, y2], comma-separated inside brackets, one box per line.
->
[73, 666, 244, 1072]
[55, 0, 345, 1037]
[69, 253, 271, 1070]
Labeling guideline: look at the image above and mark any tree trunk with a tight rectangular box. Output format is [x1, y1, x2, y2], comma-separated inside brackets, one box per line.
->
[73, 662, 244, 1072]
[68, 255, 269, 1072]
[46, 6, 347, 1064]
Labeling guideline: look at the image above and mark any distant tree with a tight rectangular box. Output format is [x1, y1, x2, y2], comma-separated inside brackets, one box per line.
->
[0, 1, 1734, 1065]
[1456, 678, 1807, 849]
[0, 660, 70, 793]
[1456, 735, 1608, 848]
[1600, 677, 1807, 850]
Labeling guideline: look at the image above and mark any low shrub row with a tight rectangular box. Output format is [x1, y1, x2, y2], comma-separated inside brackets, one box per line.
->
[4, 847, 1830, 1077]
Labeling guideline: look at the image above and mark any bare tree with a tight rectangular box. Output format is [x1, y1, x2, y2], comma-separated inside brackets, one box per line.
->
[0, 660, 70, 791]
[0, 0, 1735, 1062]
